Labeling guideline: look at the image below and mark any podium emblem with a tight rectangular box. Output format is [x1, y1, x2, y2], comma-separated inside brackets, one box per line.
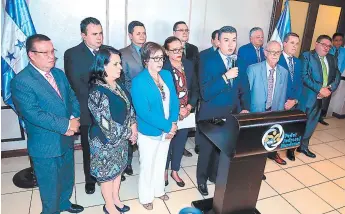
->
[262, 124, 285, 151]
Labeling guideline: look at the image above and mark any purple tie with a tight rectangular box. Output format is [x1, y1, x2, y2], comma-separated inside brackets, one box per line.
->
[266, 69, 275, 109]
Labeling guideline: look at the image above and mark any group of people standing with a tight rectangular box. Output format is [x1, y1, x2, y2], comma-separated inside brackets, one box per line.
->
[10, 15, 342, 214]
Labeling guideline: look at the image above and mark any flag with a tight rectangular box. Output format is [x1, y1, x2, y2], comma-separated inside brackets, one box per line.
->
[1, 0, 36, 127]
[270, 0, 291, 44]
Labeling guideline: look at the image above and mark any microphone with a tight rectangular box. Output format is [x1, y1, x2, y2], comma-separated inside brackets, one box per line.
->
[229, 54, 237, 68]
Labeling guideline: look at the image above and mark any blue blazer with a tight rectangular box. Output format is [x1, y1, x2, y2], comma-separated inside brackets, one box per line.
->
[247, 61, 289, 112]
[299, 50, 341, 111]
[330, 46, 345, 73]
[278, 54, 302, 101]
[131, 68, 179, 136]
[198, 50, 250, 120]
[11, 64, 80, 158]
[200, 47, 216, 60]
[163, 58, 199, 108]
[238, 43, 265, 71]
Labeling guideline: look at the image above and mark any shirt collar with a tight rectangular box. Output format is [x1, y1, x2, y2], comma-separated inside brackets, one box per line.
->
[218, 49, 229, 61]
[30, 62, 50, 77]
[84, 42, 99, 54]
[131, 43, 141, 54]
[266, 61, 277, 71]
[283, 51, 293, 61]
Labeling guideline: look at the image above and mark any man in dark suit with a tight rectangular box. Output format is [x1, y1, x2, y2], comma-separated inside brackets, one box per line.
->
[238, 27, 265, 71]
[11, 34, 83, 214]
[64, 17, 124, 194]
[119, 20, 146, 176]
[173, 21, 200, 157]
[277, 32, 303, 162]
[200, 30, 219, 59]
[196, 26, 250, 196]
[299, 35, 341, 158]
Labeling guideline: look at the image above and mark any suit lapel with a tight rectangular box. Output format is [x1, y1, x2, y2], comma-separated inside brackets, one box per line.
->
[81, 42, 96, 63]
[311, 51, 323, 79]
[29, 65, 65, 105]
[272, 66, 282, 107]
[51, 69, 67, 104]
[130, 45, 141, 65]
[260, 62, 268, 97]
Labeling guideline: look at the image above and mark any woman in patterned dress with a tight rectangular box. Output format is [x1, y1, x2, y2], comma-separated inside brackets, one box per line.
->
[88, 46, 137, 214]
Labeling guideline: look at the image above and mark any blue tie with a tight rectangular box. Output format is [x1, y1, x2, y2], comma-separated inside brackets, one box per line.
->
[226, 56, 233, 86]
[288, 57, 294, 81]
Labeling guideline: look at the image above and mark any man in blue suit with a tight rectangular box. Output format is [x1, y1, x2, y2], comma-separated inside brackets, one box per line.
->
[247, 41, 289, 172]
[278, 32, 303, 162]
[299, 35, 340, 158]
[238, 27, 265, 71]
[200, 30, 219, 59]
[196, 26, 250, 196]
[330, 33, 345, 74]
[11, 34, 83, 214]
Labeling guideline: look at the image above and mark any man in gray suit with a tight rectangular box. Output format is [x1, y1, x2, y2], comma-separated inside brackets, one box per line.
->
[247, 41, 289, 171]
[298, 35, 340, 158]
[120, 20, 146, 175]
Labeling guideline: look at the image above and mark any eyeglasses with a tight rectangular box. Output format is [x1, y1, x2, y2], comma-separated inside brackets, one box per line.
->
[168, 48, 185, 54]
[266, 50, 282, 56]
[175, 29, 189, 33]
[317, 42, 332, 49]
[31, 49, 57, 56]
[150, 56, 165, 62]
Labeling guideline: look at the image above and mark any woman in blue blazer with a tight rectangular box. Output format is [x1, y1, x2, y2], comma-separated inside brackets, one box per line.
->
[131, 42, 179, 210]
[162, 36, 199, 188]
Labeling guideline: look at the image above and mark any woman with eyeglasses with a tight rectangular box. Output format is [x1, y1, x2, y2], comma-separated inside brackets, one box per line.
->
[88, 46, 137, 214]
[163, 36, 199, 187]
[131, 42, 179, 210]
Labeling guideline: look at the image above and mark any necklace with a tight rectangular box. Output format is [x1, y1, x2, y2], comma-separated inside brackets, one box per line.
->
[151, 73, 166, 101]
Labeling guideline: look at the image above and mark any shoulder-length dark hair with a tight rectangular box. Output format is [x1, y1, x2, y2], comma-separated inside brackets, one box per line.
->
[89, 45, 121, 87]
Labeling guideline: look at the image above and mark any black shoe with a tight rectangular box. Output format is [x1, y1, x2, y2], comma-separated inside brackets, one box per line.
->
[115, 204, 130, 212]
[183, 149, 193, 157]
[198, 184, 208, 196]
[165, 180, 169, 186]
[262, 175, 266, 180]
[287, 149, 295, 161]
[194, 145, 200, 154]
[124, 165, 133, 175]
[103, 205, 109, 214]
[63, 204, 84, 213]
[121, 175, 126, 181]
[171, 173, 185, 187]
[297, 147, 316, 158]
[318, 119, 329, 126]
[85, 183, 95, 194]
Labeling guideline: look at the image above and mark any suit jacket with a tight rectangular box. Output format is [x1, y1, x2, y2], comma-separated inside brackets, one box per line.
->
[329, 46, 345, 73]
[162, 58, 199, 109]
[299, 50, 341, 111]
[247, 61, 289, 112]
[200, 47, 216, 60]
[185, 42, 200, 75]
[120, 44, 144, 91]
[198, 50, 250, 120]
[238, 43, 265, 71]
[131, 68, 179, 136]
[11, 64, 80, 158]
[278, 54, 302, 101]
[64, 42, 101, 125]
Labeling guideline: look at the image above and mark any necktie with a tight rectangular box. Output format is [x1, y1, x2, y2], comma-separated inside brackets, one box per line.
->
[45, 72, 62, 98]
[226, 56, 233, 85]
[92, 49, 98, 56]
[335, 49, 339, 59]
[256, 48, 261, 62]
[266, 69, 275, 110]
[320, 56, 328, 87]
[288, 56, 294, 81]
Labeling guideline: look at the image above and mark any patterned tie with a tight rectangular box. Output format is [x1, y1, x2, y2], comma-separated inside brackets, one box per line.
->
[226, 56, 233, 85]
[288, 56, 294, 81]
[266, 69, 275, 110]
[320, 56, 328, 87]
[256, 48, 261, 62]
[45, 72, 62, 98]
[92, 49, 98, 56]
[335, 49, 339, 59]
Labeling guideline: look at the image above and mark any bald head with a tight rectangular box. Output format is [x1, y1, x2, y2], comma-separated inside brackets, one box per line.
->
[264, 41, 282, 67]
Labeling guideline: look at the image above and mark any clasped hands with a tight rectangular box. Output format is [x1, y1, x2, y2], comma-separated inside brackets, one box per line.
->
[165, 123, 178, 140]
[179, 104, 192, 121]
[317, 87, 331, 99]
[64, 118, 80, 136]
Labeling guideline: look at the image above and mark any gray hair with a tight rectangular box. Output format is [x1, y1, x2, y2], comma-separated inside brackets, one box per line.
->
[218, 26, 237, 40]
[249, 27, 263, 38]
[265, 40, 282, 50]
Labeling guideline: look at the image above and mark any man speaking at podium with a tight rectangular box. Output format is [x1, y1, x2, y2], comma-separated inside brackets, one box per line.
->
[196, 26, 250, 196]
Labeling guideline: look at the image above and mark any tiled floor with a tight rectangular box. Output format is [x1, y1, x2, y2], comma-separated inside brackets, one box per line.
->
[2, 118, 345, 214]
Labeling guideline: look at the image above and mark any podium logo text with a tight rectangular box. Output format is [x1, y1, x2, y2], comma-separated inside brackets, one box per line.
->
[262, 124, 285, 151]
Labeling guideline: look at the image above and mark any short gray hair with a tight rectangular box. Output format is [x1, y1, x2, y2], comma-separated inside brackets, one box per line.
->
[265, 40, 282, 50]
[218, 26, 237, 40]
[249, 27, 263, 38]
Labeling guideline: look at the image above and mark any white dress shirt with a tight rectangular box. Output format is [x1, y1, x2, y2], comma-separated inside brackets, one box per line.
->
[283, 51, 293, 67]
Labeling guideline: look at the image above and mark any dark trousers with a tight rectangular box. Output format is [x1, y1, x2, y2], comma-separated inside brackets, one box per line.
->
[31, 148, 74, 214]
[320, 96, 331, 118]
[127, 142, 134, 165]
[166, 129, 189, 171]
[80, 125, 96, 184]
[302, 99, 322, 149]
[196, 126, 219, 185]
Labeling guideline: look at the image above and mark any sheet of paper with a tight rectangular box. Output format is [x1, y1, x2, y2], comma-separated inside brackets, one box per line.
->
[177, 113, 196, 130]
